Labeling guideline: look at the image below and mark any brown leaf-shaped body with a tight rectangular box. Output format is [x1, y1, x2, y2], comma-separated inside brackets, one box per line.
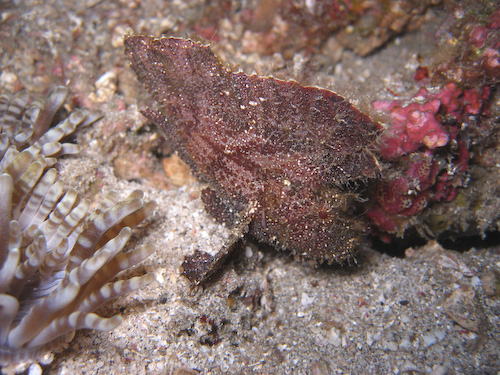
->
[125, 35, 380, 282]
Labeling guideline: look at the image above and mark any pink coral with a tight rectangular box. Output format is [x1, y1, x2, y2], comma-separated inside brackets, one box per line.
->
[366, 156, 438, 233]
[373, 95, 447, 159]
[407, 108, 448, 149]
[373, 83, 487, 160]
[368, 80, 490, 235]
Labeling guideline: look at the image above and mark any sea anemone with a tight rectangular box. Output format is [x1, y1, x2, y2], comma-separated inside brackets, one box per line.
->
[0, 87, 156, 365]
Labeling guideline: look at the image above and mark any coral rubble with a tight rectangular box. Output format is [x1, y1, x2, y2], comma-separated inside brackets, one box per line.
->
[188, 0, 438, 58]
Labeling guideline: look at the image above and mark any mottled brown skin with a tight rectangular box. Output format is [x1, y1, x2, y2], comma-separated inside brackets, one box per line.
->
[124, 35, 380, 284]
